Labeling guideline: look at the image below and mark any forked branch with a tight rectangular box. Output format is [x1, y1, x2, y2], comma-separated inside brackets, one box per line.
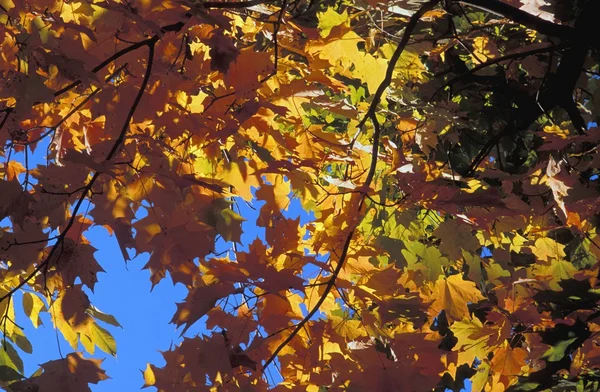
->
[262, 0, 441, 371]
[0, 40, 157, 303]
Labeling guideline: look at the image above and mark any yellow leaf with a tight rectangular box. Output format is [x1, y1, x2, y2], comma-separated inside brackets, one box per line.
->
[189, 91, 208, 114]
[532, 259, 577, 291]
[4, 161, 25, 182]
[402, 241, 449, 281]
[430, 275, 484, 322]
[471, 360, 491, 392]
[143, 364, 156, 387]
[329, 310, 367, 340]
[309, 31, 387, 94]
[379, 43, 428, 82]
[89, 323, 117, 356]
[320, 340, 343, 361]
[531, 237, 566, 262]
[0, 0, 15, 11]
[317, 8, 349, 38]
[218, 161, 260, 201]
[544, 124, 569, 138]
[22, 292, 46, 328]
[471, 36, 498, 63]
[452, 317, 489, 366]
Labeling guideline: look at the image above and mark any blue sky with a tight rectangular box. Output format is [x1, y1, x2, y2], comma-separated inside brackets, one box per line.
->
[5, 139, 474, 391]
[13, 180, 310, 390]
[13, 192, 472, 392]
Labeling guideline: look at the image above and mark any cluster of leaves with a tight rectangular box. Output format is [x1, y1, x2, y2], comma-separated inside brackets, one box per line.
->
[0, 0, 599, 390]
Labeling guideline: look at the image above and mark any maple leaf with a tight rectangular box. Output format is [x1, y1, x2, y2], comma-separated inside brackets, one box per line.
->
[1, 0, 599, 389]
[51, 286, 117, 356]
[490, 344, 528, 376]
[433, 219, 480, 260]
[207, 30, 240, 73]
[8, 352, 108, 392]
[46, 238, 104, 292]
[429, 275, 485, 322]
[171, 283, 239, 335]
[317, 8, 350, 38]
[378, 295, 429, 328]
[22, 292, 46, 328]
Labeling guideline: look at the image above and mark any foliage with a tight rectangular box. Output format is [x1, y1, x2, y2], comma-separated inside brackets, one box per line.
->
[0, 0, 599, 390]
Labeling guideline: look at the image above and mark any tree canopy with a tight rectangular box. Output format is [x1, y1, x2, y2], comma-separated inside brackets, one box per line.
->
[1, 0, 600, 390]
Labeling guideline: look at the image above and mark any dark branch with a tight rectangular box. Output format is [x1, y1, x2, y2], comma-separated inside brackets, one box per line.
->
[458, 0, 584, 45]
[351, 0, 441, 147]
[0, 39, 157, 303]
[203, 0, 277, 9]
[431, 44, 566, 101]
[262, 0, 441, 371]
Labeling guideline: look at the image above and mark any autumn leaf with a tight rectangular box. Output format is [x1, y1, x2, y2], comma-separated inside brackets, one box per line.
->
[215, 205, 246, 243]
[317, 8, 350, 38]
[22, 292, 46, 328]
[490, 345, 528, 376]
[0, 342, 23, 382]
[8, 353, 108, 392]
[545, 155, 572, 221]
[429, 275, 485, 322]
[171, 283, 238, 335]
[1, 0, 599, 390]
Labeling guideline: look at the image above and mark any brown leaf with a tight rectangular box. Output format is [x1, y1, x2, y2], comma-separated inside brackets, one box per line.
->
[9, 352, 108, 392]
[171, 283, 238, 335]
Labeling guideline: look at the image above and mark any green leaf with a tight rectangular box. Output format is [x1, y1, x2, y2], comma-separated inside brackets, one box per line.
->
[569, 237, 596, 269]
[0, 365, 22, 382]
[0, 342, 23, 376]
[216, 208, 246, 243]
[10, 328, 32, 354]
[542, 336, 577, 361]
[80, 333, 95, 355]
[349, 85, 365, 106]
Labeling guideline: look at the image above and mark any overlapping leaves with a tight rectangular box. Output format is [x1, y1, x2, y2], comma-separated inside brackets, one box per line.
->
[0, 0, 599, 391]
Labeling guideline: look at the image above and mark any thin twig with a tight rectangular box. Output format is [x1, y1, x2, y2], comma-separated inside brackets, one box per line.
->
[262, 0, 440, 371]
[430, 44, 565, 102]
[0, 39, 157, 303]
[348, 0, 440, 150]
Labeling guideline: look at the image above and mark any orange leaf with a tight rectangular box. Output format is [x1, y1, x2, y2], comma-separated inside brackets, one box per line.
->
[490, 346, 528, 376]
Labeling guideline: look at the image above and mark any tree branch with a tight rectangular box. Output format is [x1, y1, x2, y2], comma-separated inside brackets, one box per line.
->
[262, 0, 441, 371]
[0, 39, 156, 303]
[203, 0, 277, 9]
[458, 0, 581, 43]
[14, 63, 129, 147]
[53, 38, 155, 98]
[351, 0, 441, 147]
[463, 0, 598, 175]
[430, 43, 565, 102]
